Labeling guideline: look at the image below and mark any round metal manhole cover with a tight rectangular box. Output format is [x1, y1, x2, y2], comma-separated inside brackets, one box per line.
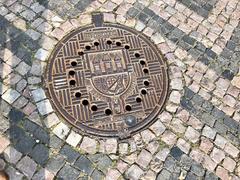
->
[45, 23, 169, 139]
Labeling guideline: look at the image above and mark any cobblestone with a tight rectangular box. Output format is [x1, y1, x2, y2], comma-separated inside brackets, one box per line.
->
[80, 137, 97, 154]
[157, 169, 171, 180]
[16, 79, 27, 92]
[210, 147, 225, 164]
[57, 164, 80, 180]
[161, 130, 177, 146]
[96, 155, 113, 173]
[6, 166, 24, 180]
[224, 143, 239, 158]
[34, 48, 49, 61]
[156, 148, 170, 161]
[149, 120, 166, 136]
[31, 88, 46, 102]
[16, 156, 37, 179]
[53, 122, 70, 139]
[106, 169, 121, 180]
[66, 130, 82, 147]
[15, 61, 31, 76]
[0, 136, 10, 153]
[36, 99, 53, 115]
[125, 164, 144, 180]
[105, 138, 118, 154]
[199, 137, 213, 154]
[216, 166, 229, 180]
[60, 144, 80, 163]
[91, 169, 104, 180]
[202, 126, 217, 139]
[3, 146, 22, 164]
[49, 135, 63, 149]
[42, 112, 58, 127]
[0, 0, 240, 179]
[32, 168, 54, 180]
[74, 156, 94, 175]
[184, 126, 200, 143]
[46, 155, 65, 175]
[202, 155, 217, 172]
[222, 157, 236, 172]
[2, 89, 20, 104]
[119, 143, 128, 155]
[22, 102, 36, 116]
[176, 138, 190, 154]
[136, 149, 152, 168]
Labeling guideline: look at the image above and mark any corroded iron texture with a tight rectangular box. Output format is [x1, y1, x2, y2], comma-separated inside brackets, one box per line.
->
[45, 23, 169, 139]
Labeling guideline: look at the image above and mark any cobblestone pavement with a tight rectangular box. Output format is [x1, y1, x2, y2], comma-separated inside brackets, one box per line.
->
[0, 0, 239, 179]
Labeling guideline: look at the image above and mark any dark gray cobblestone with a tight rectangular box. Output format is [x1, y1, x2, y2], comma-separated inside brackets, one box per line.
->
[30, 144, 49, 166]
[157, 146, 219, 180]
[91, 169, 104, 180]
[46, 155, 66, 175]
[37, 0, 95, 19]
[1, 108, 116, 179]
[60, 144, 80, 163]
[74, 155, 94, 175]
[176, 0, 218, 18]
[0, 0, 239, 179]
[0, 15, 40, 66]
[57, 164, 81, 180]
[220, 22, 240, 79]
[127, 2, 240, 80]
[181, 87, 240, 146]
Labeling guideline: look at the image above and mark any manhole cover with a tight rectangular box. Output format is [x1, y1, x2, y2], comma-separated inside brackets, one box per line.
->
[45, 22, 168, 139]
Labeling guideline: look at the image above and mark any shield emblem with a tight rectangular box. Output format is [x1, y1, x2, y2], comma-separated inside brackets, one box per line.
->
[88, 50, 130, 96]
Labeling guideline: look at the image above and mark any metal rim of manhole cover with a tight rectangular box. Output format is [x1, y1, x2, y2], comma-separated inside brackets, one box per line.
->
[45, 21, 169, 139]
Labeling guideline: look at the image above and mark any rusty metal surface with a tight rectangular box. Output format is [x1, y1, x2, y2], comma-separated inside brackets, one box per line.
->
[45, 23, 169, 139]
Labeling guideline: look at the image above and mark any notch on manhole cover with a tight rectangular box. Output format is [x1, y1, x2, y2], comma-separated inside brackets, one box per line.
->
[45, 21, 168, 139]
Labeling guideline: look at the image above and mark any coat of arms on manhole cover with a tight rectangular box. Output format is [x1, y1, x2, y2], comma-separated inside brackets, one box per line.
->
[45, 22, 169, 139]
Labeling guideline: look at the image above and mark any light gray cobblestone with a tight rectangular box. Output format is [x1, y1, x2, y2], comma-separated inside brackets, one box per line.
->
[0, 0, 239, 179]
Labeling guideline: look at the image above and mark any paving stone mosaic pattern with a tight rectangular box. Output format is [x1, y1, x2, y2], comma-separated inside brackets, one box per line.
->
[0, 0, 239, 180]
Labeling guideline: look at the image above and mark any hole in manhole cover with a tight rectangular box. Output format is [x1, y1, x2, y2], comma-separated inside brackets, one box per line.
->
[45, 23, 169, 139]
